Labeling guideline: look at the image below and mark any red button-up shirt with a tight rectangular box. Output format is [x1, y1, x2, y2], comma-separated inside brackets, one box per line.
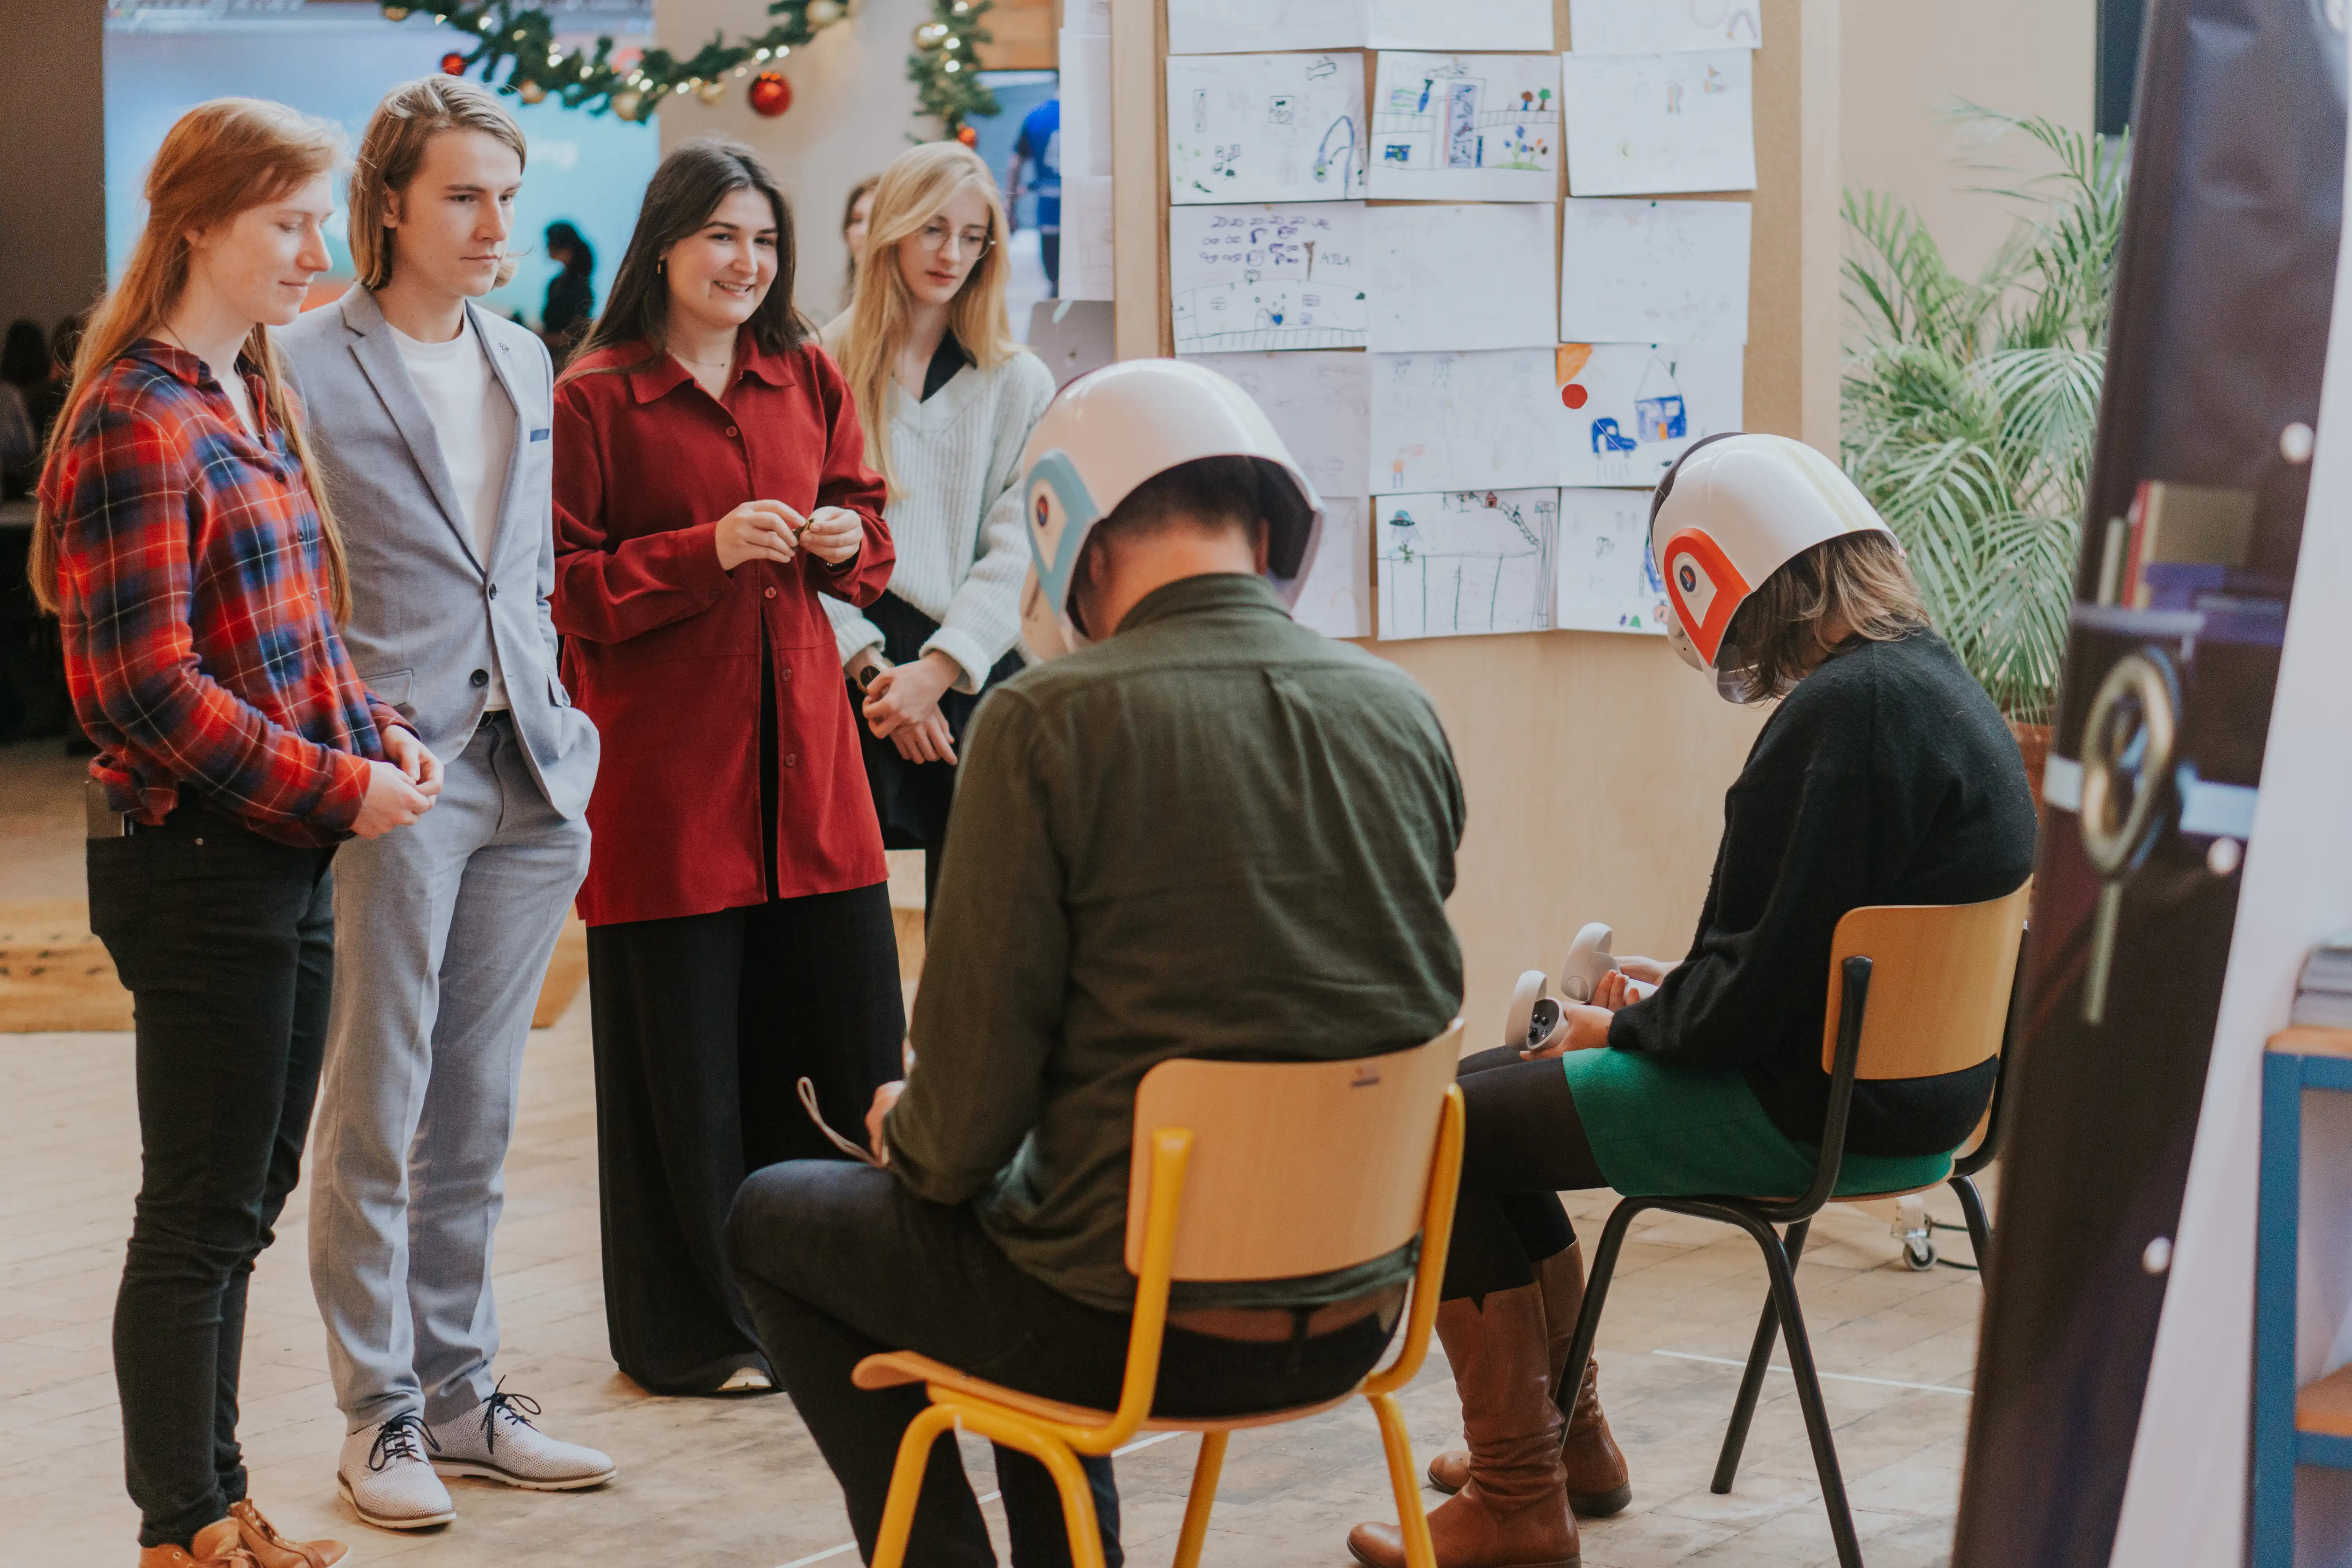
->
[42, 339, 402, 847]
[552, 334, 895, 926]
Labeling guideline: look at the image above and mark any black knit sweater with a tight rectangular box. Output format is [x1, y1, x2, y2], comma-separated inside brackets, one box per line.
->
[1607, 630, 2038, 1155]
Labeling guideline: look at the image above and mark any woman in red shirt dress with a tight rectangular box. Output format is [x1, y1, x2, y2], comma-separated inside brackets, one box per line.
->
[552, 136, 902, 1396]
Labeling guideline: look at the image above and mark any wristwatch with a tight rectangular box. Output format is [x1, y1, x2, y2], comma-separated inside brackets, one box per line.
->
[851, 652, 893, 694]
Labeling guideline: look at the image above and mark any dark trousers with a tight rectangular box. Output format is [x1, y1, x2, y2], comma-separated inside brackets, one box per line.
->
[88, 803, 336, 1549]
[586, 886, 904, 1394]
[726, 1161, 1397, 1568]
[1442, 1047, 1610, 1302]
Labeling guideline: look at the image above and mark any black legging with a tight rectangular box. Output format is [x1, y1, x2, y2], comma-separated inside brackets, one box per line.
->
[1443, 1047, 1613, 1301]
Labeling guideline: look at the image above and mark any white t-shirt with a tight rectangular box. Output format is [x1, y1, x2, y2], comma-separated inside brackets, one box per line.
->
[391, 315, 516, 710]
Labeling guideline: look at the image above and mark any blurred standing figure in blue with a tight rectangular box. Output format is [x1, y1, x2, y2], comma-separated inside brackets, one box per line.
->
[1007, 96, 1060, 296]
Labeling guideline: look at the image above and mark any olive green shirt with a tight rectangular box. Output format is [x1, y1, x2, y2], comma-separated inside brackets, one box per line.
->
[882, 573, 1466, 1312]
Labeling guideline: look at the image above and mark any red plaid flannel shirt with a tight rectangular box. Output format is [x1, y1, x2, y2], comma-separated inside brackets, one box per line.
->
[41, 339, 405, 847]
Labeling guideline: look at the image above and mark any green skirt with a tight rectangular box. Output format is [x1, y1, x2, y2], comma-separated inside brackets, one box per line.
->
[1559, 1047, 1954, 1199]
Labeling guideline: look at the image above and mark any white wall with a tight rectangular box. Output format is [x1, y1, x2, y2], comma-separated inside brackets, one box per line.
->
[655, 0, 935, 324]
[1840, 0, 2098, 281]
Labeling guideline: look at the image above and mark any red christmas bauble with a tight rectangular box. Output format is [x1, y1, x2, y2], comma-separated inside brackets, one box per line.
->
[749, 71, 792, 117]
[440, 52, 466, 75]
[955, 124, 978, 147]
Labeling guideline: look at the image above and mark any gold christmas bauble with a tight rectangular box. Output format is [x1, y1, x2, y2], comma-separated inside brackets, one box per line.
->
[612, 88, 644, 120]
[913, 20, 947, 47]
[382, 5, 411, 18]
[808, 0, 843, 23]
[517, 79, 547, 104]
[698, 80, 726, 104]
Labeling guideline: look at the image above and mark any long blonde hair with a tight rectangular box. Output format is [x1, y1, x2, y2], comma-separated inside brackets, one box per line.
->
[834, 142, 1016, 495]
[31, 98, 350, 620]
[349, 76, 528, 292]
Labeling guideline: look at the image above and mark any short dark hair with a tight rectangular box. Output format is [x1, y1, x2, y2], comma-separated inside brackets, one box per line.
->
[1097, 455, 1276, 543]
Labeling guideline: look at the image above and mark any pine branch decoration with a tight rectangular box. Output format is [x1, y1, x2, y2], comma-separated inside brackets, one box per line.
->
[907, 0, 1000, 137]
[376, 0, 851, 121]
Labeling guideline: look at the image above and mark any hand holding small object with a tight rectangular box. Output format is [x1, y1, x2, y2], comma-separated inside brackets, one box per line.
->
[382, 728, 444, 799]
[799, 504, 865, 566]
[864, 651, 961, 764]
[865, 1080, 906, 1164]
[713, 499, 802, 572]
[1520, 1003, 1612, 1060]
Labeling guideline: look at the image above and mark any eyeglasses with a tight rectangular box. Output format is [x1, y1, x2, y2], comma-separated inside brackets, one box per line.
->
[913, 221, 995, 258]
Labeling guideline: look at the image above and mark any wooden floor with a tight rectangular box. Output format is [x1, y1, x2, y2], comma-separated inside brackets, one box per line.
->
[0, 739, 1978, 1566]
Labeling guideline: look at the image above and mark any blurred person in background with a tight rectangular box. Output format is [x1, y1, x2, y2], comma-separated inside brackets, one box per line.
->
[839, 173, 879, 310]
[540, 220, 595, 367]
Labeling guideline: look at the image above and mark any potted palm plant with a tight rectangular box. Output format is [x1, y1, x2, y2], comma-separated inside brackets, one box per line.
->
[1841, 112, 2129, 794]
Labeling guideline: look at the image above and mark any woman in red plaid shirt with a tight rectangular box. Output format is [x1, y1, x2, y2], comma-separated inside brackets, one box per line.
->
[30, 99, 439, 1568]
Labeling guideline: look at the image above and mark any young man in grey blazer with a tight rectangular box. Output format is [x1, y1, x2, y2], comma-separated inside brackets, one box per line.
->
[279, 78, 608, 1531]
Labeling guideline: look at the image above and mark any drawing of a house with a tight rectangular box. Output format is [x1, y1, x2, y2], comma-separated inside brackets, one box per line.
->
[1634, 358, 1688, 442]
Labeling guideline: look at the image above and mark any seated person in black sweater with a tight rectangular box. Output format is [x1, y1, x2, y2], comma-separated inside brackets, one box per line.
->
[1347, 434, 2038, 1568]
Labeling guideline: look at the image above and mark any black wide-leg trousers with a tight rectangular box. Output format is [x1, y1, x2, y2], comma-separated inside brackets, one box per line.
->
[586, 884, 904, 1394]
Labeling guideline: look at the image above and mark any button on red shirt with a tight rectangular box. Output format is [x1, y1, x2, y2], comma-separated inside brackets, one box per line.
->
[552, 334, 896, 926]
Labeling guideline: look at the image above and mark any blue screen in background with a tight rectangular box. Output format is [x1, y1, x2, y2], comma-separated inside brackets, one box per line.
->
[103, 14, 660, 330]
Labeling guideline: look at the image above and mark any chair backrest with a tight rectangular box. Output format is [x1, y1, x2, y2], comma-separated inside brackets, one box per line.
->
[1124, 1022, 1466, 1281]
[1822, 882, 2032, 1081]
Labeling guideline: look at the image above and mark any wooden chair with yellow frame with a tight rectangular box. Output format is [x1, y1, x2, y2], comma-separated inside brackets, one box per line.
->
[849, 1021, 1471, 1568]
[1555, 884, 2032, 1568]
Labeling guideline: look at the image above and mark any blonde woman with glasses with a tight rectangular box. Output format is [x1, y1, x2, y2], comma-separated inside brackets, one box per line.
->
[822, 142, 1054, 910]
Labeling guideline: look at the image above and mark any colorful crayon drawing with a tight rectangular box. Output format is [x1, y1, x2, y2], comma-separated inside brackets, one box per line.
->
[1365, 51, 1560, 201]
[1555, 487, 1670, 637]
[1554, 341, 1742, 488]
[1170, 203, 1370, 352]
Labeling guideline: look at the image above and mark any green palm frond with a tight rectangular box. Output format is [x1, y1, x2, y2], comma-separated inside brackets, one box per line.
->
[1840, 110, 2127, 723]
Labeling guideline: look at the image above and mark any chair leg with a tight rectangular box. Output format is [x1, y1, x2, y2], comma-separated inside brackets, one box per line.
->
[1711, 1217, 1811, 1495]
[1741, 1215, 1863, 1568]
[1368, 1391, 1437, 1568]
[1952, 1175, 1994, 1290]
[1556, 1198, 1648, 1426]
[1171, 1431, 1229, 1568]
[870, 1403, 961, 1568]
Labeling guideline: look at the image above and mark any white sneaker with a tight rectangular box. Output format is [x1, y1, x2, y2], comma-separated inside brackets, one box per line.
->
[427, 1383, 615, 1491]
[339, 1412, 457, 1530]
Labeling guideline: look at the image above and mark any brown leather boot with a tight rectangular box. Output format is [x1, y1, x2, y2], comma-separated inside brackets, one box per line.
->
[228, 1501, 348, 1568]
[1428, 1243, 1631, 1517]
[1346, 1285, 1579, 1568]
[135, 1518, 259, 1567]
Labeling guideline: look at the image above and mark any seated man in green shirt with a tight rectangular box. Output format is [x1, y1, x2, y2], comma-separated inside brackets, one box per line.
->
[726, 361, 1467, 1568]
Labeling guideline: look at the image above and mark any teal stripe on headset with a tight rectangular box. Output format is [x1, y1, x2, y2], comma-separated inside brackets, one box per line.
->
[1024, 450, 1101, 613]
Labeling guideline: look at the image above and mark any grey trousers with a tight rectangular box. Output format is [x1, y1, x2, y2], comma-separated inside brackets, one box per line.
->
[308, 714, 591, 1431]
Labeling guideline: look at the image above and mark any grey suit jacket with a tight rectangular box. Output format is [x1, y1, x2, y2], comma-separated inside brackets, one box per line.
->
[279, 287, 598, 819]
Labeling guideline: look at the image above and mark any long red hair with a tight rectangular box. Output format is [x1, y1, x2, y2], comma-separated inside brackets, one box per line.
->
[31, 97, 350, 620]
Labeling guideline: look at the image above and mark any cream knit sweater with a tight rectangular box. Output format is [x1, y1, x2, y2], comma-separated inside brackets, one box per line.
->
[819, 320, 1057, 693]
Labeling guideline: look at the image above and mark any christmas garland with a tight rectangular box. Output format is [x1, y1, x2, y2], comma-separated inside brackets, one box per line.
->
[375, 0, 849, 121]
[907, 0, 1001, 139]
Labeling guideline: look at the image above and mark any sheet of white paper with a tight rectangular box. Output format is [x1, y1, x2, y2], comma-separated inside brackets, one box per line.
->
[1167, 0, 1361, 53]
[1171, 204, 1368, 352]
[1062, 175, 1115, 302]
[1562, 50, 1756, 196]
[1293, 496, 1373, 638]
[1192, 351, 1371, 497]
[1367, 203, 1555, 353]
[1368, 348, 1563, 493]
[1566, 0, 1762, 54]
[1554, 341, 1743, 487]
[1559, 198, 1750, 344]
[1367, 0, 1553, 51]
[1366, 52, 1562, 201]
[1554, 487, 1670, 635]
[1064, 0, 1110, 34]
[1376, 488, 1557, 640]
[1169, 53, 1367, 205]
[1059, 30, 1112, 180]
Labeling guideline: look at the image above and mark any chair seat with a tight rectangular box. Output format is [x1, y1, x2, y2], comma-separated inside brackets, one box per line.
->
[852, 1351, 1361, 1433]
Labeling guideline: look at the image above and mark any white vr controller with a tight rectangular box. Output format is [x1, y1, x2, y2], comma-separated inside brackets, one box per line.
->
[1502, 922, 1659, 1053]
